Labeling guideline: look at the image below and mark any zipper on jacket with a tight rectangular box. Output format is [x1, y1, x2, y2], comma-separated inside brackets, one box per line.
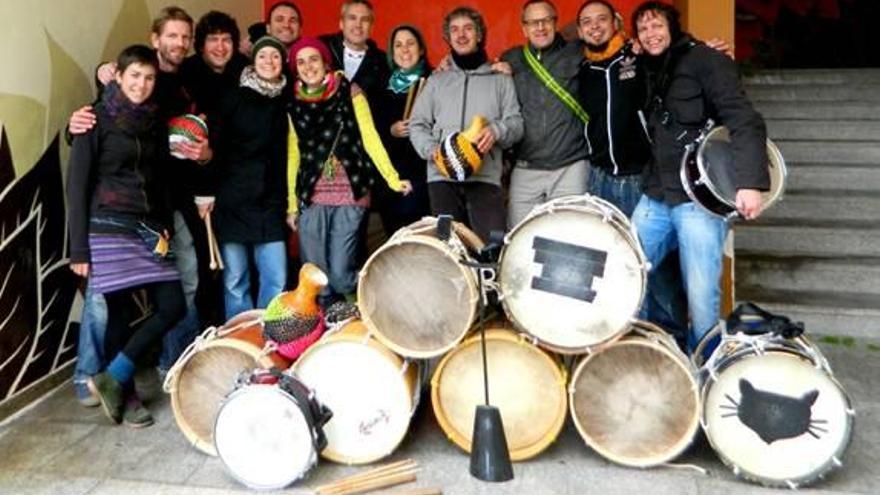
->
[460, 73, 470, 131]
[605, 54, 624, 176]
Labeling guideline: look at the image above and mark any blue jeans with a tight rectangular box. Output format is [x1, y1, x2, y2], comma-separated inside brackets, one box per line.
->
[74, 285, 107, 384]
[221, 241, 287, 319]
[587, 166, 642, 218]
[160, 211, 200, 370]
[633, 196, 728, 348]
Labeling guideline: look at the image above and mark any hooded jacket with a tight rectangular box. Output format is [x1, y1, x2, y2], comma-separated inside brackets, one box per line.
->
[408, 59, 523, 186]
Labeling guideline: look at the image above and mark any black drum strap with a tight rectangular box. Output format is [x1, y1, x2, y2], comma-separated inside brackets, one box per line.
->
[726, 302, 805, 339]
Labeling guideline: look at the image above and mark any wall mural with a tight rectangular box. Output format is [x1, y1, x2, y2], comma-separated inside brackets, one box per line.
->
[0, 0, 261, 416]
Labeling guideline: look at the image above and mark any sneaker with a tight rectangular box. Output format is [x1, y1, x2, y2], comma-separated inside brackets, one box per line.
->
[122, 394, 154, 428]
[74, 381, 99, 408]
[87, 372, 123, 424]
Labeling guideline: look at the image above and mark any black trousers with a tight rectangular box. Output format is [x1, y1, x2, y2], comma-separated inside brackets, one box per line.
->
[428, 181, 506, 244]
[104, 281, 185, 363]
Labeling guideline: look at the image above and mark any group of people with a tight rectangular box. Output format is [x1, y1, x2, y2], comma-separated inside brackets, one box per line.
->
[66, 0, 769, 428]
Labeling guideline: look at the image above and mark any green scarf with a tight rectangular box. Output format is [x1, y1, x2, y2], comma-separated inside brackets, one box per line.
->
[522, 45, 589, 124]
[388, 59, 426, 94]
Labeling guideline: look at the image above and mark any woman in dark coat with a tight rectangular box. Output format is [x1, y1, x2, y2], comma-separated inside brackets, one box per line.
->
[374, 25, 432, 235]
[208, 36, 289, 319]
[67, 45, 185, 428]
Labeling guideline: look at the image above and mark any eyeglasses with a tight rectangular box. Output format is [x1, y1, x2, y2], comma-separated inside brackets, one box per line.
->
[523, 16, 556, 29]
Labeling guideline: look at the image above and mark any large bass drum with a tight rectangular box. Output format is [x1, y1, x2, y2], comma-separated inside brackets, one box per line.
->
[497, 195, 647, 354]
[699, 326, 854, 488]
[163, 310, 289, 455]
[358, 217, 484, 358]
[680, 125, 787, 219]
[431, 325, 568, 461]
[292, 319, 421, 464]
[569, 320, 700, 467]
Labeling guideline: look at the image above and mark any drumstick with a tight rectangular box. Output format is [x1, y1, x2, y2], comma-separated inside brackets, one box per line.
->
[319, 471, 416, 495]
[205, 210, 224, 270]
[204, 211, 217, 270]
[402, 84, 416, 121]
[315, 460, 418, 495]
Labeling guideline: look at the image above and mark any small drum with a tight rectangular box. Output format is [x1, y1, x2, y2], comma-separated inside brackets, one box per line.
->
[163, 310, 288, 455]
[700, 327, 854, 488]
[214, 369, 331, 490]
[292, 319, 421, 464]
[680, 125, 787, 219]
[498, 195, 647, 354]
[569, 320, 700, 467]
[358, 217, 484, 358]
[431, 326, 567, 461]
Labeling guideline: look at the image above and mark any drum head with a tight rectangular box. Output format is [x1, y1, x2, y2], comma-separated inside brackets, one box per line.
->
[703, 352, 853, 487]
[294, 339, 416, 464]
[359, 236, 477, 358]
[214, 385, 315, 490]
[570, 337, 699, 467]
[499, 205, 644, 352]
[431, 329, 567, 461]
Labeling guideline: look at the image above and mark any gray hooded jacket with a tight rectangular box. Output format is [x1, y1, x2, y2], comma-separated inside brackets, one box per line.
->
[408, 60, 523, 186]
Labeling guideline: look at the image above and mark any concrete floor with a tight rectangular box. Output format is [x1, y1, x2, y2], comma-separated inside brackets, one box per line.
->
[1, 337, 878, 495]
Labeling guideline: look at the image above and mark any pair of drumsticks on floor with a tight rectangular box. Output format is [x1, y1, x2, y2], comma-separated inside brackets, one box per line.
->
[314, 459, 440, 495]
[204, 210, 224, 271]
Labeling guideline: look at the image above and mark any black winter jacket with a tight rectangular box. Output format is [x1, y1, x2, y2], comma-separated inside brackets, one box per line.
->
[642, 35, 769, 205]
[319, 33, 390, 117]
[579, 42, 652, 176]
[209, 86, 288, 244]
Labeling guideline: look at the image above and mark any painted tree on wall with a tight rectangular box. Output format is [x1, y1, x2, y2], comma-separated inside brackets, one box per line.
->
[0, 127, 80, 400]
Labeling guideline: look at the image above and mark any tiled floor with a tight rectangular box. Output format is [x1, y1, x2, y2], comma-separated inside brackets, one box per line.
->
[1, 338, 877, 495]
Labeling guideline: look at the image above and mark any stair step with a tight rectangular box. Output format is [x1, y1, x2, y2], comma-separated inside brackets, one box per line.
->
[785, 163, 880, 192]
[731, 300, 880, 339]
[745, 69, 880, 85]
[736, 255, 880, 296]
[755, 102, 880, 120]
[776, 140, 880, 164]
[735, 223, 880, 257]
[745, 85, 880, 102]
[767, 120, 880, 142]
[763, 191, 880, 222]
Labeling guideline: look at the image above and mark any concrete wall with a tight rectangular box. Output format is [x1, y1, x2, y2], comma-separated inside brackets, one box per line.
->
[0, 0, 261, 420]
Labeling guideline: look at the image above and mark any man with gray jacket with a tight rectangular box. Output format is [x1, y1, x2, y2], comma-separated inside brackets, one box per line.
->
[409, 6, 523, 242]
[500, 0, 589, 227]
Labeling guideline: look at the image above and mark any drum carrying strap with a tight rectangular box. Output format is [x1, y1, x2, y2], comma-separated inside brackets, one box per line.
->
[522, 45, 589, 124]
[726, 302, 805, 339]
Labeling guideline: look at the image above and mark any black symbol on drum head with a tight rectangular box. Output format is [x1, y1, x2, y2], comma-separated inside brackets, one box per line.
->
[530, 237, 607, 302]
[721, 379, 826, 444]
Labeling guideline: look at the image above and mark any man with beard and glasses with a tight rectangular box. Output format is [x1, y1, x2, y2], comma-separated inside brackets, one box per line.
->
[498, 0, 590, 228]
[631, 1, 768, 352]
[409, 7, 523, 242]
[66, 7, 212, 402]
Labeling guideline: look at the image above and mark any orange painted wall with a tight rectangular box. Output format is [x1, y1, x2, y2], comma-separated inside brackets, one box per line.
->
[264, 0, 666, 63]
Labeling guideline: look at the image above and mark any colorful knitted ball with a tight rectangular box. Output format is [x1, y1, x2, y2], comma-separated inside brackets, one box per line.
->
[168, 114, 208, 159]
[433, 114, 486, 181]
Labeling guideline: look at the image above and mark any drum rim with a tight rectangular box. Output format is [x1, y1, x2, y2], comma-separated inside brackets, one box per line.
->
[568, 335, 701, 467]
[358, 234, 479, 359]
[292, 320, 420, 465]
[700, 349, 854, 488]
[497, 198, 647, 353]
[214, 383, 317, 490]
[168, 335, 280, 456]
[430, 327, 568, 461]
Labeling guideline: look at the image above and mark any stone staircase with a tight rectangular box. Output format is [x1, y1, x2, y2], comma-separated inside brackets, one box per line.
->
[736, 69, 880, 339]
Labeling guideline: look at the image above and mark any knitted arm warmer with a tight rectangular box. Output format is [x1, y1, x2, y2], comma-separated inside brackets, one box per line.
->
[352, 93, 403, 191]
[286, 115, 301, 214]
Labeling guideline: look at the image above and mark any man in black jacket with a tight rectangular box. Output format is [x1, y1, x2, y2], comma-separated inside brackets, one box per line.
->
[632, 2, 768, 351]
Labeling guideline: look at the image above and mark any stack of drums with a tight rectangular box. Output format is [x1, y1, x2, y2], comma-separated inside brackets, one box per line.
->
[164, 310, 289, 455]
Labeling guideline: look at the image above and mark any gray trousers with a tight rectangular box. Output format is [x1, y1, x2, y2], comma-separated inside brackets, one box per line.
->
[298, 204, 367, 299]
[507, 159, 589, 228]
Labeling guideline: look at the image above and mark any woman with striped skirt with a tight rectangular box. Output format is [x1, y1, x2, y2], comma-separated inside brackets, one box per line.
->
[67, 45, 185, 428]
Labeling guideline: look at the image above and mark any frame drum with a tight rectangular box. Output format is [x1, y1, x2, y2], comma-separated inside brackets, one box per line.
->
[569, 320, 700, 467]
[164, 310, 288, 455]
[431, 326, 567, 461]
[292, 319, 420, 464]
[498, 195, 647, 354]
[358, 217, 484, 358]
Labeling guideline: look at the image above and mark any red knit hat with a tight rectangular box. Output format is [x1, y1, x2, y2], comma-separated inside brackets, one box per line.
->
[289, 36, 333, 76]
